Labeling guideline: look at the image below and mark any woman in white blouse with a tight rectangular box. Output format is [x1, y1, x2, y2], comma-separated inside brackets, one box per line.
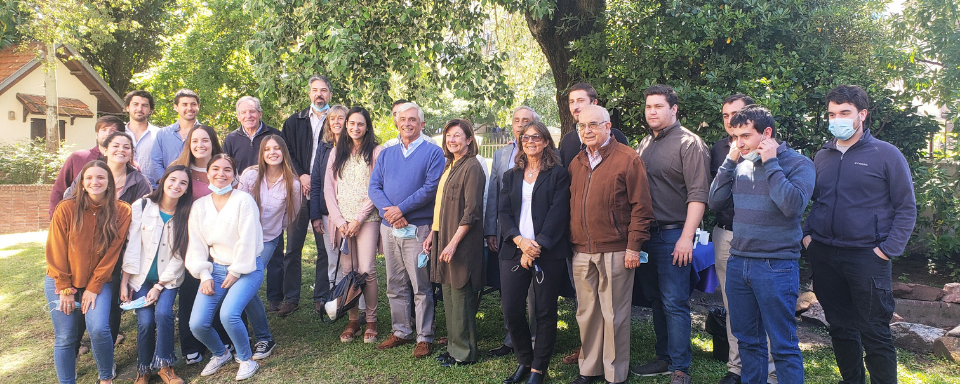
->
[236, 135, 302, 360]
[185, 154, 264, 381]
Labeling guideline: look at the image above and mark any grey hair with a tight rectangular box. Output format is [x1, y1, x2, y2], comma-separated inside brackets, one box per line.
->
[235, 96, 262, 112]
[396, 102, 425, 122]
[512, 106, 541, 123]
[307, 74, 332, 91]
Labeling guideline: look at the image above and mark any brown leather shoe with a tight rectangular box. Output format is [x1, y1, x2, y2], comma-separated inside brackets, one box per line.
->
[363, 322, 378, 344]
[413, 341, 433, 358]
[562, 346, 581, 365]
[134, 373, 150, 384]
[314, 301, 324, 313]
[158, 366, 184, 384]
[267, 301, 282, 313]
[340, 321, 361, 342]
[277, 302, 300, 317]
[436, 336, 448, 345]
[377, 334, 415, 350]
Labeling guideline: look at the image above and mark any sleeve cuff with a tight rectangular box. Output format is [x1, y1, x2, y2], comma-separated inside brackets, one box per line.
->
[86, 281, 104, 295]
[199, 270, 213, 282]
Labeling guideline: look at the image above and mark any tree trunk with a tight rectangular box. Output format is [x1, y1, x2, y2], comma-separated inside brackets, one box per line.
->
[43, 43, 60, 153]
[524, 0, 606, 136]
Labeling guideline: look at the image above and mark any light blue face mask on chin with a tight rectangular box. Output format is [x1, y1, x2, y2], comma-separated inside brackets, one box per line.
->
[207, 183, 233, 196]
[392, 224, 418, 239]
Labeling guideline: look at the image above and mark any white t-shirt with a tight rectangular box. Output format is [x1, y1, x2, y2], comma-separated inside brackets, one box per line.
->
[519, 180, 535, 239]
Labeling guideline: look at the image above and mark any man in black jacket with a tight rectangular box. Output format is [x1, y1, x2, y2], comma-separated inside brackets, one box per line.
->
[277, 75, 334, 316]
[224, 96, 282, 171]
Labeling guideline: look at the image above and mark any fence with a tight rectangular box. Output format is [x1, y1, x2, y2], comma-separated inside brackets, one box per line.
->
[478, 132, 514, 159]
[0, 184, 52, 234]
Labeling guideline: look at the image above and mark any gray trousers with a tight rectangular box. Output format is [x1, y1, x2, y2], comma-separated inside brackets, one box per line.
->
[714, 226, 778, 383]
[381, 224, 435, 342]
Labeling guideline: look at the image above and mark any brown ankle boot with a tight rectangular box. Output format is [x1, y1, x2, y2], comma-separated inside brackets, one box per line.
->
[134, 372, 150, 384]
[158, 366, 184, 384]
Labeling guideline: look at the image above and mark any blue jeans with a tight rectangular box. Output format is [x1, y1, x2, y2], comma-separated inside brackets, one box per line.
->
[190, 257, 264, 361]
[638, 228, 692, 373]
[264, 233, 285, 303]
[243, 236, 279, 342]
[44, 276, 114, 383]
[131, 285, 178, 373]
[726, 256, 804, 384]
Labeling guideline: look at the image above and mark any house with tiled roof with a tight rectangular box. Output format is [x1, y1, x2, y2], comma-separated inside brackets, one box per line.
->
[0, 43, 123, 150]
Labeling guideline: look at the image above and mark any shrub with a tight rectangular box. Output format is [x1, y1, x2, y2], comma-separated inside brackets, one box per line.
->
[911, 159, 960, 278]
[0, 138, 71, 185]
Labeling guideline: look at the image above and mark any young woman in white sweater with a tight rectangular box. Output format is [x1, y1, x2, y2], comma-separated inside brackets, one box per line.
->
[120, 165, 192, 384]
[185, 154, 264, 381]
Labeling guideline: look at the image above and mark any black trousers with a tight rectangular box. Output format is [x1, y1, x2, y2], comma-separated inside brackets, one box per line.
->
[807, 240, 897, 384]
[500, 251, 564, 371]
[283, 199, 329, 304]
[178, 273, 232, 356]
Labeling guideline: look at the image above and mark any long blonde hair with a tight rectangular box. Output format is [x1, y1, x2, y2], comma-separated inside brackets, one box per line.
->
[250, 135, 299, 227]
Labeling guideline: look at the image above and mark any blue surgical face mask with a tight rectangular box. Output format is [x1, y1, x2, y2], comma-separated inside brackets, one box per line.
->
[120, 296, 151, 311]
[207, 183, 233, 196]
[46, 300, 82, 314]
[417, 250, 429, 268]
[829, 118, 857, 140]
[311, 103, 330, 115]
[392, 224, 418, 239]
[741, 150, 761, 162]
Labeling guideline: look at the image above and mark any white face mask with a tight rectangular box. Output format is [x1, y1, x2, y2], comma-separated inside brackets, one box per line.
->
[741, 150, 761, 162]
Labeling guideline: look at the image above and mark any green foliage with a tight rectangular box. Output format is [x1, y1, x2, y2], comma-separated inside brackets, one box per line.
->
[247, 0, 513, 131]
[0, 138, 70, 184]
[76, 0, 179, 96]
[911, 159, 960, 278]
[894, 0, 960, 122]
[133, 0, 260, 135]
[570, 0, 937, 159]
[18, 0, 116, 49]
[0, 1, 24, 48]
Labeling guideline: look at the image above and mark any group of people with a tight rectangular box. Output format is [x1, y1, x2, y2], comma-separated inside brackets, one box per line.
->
[43, 74, 915, 384]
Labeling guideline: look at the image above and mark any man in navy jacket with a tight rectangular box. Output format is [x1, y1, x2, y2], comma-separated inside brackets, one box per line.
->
[277, 75, 334, 316]
[803, 85, 916, 384]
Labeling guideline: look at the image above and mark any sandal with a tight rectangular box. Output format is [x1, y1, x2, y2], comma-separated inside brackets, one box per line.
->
[363, 322, 378, 344]
[340, 321, 361, 343]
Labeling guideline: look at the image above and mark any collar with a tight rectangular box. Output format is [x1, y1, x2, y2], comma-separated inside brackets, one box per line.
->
[239, 122, 264, 138]
[651, 120, 681, 140]
[823, 129, 873, 151]
[586, 135, 612, 155]
[398, 133, 426, 151]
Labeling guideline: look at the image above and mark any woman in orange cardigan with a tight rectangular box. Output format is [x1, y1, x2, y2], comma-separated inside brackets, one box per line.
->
[45, 160, 132, 384]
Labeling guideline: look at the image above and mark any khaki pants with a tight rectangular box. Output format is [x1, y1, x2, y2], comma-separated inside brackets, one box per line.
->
[573, 250, 634, 383]
[714, 225, 778, 383]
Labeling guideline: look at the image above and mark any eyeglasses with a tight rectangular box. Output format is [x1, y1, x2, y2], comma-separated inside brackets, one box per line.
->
[520, 134, 543, 143]
[576, 121, 608, 131]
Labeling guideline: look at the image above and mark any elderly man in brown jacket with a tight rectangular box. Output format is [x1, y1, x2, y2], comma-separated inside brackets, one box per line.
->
[567, 105, 655, 384]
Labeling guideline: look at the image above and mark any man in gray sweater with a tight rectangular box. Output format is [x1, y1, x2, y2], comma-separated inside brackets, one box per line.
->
[708, 105, 814, 384]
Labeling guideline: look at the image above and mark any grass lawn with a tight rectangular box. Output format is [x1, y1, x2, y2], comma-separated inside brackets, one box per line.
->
[1, 234, 957, 383]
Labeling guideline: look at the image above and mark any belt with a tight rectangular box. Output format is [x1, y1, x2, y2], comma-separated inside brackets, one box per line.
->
[652, 222, 684, 231]
[716, 222, 733, 231]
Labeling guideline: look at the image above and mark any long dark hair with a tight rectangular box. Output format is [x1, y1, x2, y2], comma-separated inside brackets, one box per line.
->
[72, 160, 122, 258]
[102, 131, 136, 167]
[513, 121, 560, 172]
[145, 165, 193, 259]
[250, 135, 299, 227]
[332, 107, 377, 179]
[172, 125, 223, 168]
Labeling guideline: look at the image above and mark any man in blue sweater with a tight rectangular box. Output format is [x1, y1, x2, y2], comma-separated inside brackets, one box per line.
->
[708, 104, 814, 384]
[802, 85, 916, 384]
[368, 102, 446, 358]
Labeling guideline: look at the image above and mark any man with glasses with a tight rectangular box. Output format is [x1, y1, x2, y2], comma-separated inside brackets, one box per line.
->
[567, 105, 654, 384]
[485, 106, 541, 357]
[633, 84, 711, 384]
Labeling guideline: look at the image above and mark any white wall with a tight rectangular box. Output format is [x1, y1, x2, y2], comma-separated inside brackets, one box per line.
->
[0, 61, 100, 151]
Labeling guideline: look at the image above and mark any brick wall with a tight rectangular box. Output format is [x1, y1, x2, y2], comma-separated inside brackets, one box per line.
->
[0, 184, 52, 234]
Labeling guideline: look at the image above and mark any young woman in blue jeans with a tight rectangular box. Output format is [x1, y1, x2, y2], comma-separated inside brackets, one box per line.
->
[185, 154, 265, 381]
[237, 135, 302, 359]
[46, 160, 132, 384]
[119, 165, 193, 384]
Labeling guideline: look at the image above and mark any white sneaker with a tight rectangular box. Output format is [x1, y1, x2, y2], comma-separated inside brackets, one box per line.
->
[236, 359, 259, 381]
[201, 351, 233, 376]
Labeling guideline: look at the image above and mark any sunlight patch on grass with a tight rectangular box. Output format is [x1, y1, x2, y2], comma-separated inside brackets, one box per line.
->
[691, 333, 713, 352]
[0, 248, 25, 259]
[0, 341, 49, 377]
[556, 320, 569, 330]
